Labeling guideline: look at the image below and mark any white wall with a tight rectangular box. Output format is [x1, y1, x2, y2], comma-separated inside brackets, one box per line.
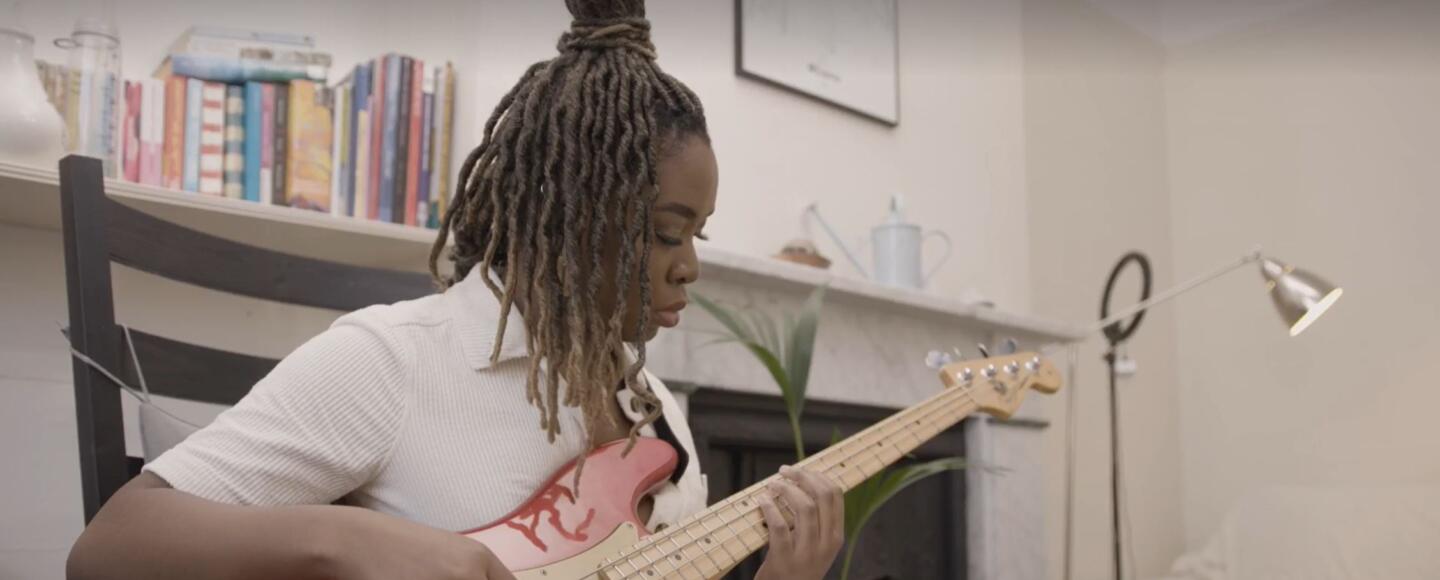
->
[3, 1, 1038, 578]
[1023, 0, 1183, 578]
[468, 0, 1032, 306]
[1165, 0, 1440, 547]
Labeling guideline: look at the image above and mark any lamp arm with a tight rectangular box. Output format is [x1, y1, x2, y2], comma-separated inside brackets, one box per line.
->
[1087, 246, 1264, 335]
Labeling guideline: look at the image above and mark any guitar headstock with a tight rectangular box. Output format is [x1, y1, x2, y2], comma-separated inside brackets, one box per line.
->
[937, 352, 1062, 419]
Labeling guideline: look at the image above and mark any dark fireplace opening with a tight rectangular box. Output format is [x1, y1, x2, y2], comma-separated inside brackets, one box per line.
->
[684, 386, 969, 580]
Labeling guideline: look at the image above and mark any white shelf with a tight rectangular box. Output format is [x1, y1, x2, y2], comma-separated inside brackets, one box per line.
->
[0, 160, 437, 271]
[0, 160, 1087, 342]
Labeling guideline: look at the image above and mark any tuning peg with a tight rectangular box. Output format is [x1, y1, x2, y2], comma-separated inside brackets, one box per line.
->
[999, 338, 1019, 355]
[976, 343, 990, 358]
[951, 347, 966, 361]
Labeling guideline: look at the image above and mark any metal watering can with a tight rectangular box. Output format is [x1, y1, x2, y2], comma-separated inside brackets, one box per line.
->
[806, 195, 952, 289]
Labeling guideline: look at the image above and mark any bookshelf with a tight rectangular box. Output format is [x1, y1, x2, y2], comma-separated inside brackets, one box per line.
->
[0, 159, 1084, 341]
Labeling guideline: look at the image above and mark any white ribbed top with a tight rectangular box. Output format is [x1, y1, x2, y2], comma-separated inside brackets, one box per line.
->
[144, 271, 708, 532]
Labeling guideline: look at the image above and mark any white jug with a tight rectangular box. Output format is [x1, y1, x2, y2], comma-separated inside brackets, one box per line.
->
[808, 195, 952, 290]
[0, 3, 65, 169]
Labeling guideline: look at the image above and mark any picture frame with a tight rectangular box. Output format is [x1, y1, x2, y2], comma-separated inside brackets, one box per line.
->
[735, 0, 901, 126]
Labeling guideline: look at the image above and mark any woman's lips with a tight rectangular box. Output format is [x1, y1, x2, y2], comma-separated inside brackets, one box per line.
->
[655, 310, 682, 328]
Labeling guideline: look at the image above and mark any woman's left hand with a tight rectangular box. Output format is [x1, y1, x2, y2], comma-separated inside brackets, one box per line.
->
[755, 465, 845, 580]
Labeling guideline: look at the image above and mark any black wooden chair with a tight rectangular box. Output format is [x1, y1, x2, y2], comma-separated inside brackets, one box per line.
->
[58, 155, 435, 523]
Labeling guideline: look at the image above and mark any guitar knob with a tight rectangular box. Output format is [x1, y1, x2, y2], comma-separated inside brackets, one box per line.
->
[976, 343, 991, 358]
[960, 367, 975, 383]
[983, 364, 997, 378]
[1004, 362, 1020, 375]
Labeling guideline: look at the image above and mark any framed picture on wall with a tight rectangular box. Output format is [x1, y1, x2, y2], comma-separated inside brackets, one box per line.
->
[735, 0, 900, 126]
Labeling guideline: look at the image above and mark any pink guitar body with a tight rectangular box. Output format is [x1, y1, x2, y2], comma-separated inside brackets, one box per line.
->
[462, 437, 678, 579]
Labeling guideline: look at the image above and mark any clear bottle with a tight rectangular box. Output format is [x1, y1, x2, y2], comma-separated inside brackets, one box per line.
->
[56, 12, 121, 177]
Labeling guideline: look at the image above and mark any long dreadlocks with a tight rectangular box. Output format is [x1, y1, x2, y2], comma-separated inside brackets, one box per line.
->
[429, 0, 709, 455]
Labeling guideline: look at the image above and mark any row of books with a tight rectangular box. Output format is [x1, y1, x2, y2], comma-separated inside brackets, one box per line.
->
[107, 60, 456, 227]
[332, 56, 457, 228]
[38, 27, 456, 228]
[111, 77, 337, 211]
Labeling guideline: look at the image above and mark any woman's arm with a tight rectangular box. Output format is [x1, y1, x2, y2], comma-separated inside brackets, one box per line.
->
[68, 473, 516, 580]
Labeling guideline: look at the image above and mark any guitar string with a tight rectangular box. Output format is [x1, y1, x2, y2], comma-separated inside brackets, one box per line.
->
[607, 386, 985, 580]
[586, 383, 991, 580]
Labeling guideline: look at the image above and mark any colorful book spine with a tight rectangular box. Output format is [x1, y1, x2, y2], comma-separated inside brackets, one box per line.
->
[403, 58, 423, 227]
[243, 82, 263, 202]
[352, 62, 372, 219]
[330, 82, 348, 216]
[427, 64, 445, 228]
[162, 76, 186, 189]
[260, 83, 275, 204]
[198, 81, 226, 195]
[368, 57, 386, 221]
[346, 63, 367, 218]
[394, 56, 411, 224]
[285, 80, 332, 212]
[121, 81, 142, 182]
[139, 78, 164, 186]
[182, 78, 202, 192]
[223, 84, 245, 199]
[378, 54, 400, 223]
[272, 83, 289, 204]
[434, 62, 455, 228]
[417, 65, 435, 229]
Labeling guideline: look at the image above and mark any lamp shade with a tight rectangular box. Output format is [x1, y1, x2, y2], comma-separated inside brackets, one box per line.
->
[1260, 257, 1343, 336]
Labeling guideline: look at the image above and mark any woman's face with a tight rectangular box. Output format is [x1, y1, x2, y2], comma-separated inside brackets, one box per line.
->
[604, 134, 718, 342]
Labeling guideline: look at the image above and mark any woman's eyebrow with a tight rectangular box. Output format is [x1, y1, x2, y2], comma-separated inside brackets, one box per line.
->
[655, 202, 697, 219]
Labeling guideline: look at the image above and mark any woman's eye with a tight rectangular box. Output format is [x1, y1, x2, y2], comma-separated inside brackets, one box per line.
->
[656, 232, 684, 246]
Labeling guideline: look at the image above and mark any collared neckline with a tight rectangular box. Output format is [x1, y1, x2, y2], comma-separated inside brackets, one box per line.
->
[447, 269, 530, 370]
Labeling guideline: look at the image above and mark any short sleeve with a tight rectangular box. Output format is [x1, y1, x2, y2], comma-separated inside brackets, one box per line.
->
[144, 318, 410, 506]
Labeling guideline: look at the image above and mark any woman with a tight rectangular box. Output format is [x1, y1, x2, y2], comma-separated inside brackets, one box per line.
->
[66, 1, 844, 579]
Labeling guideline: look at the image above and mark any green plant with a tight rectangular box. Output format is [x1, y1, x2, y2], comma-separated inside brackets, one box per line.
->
[694, 286, 964, 579]
[693, 287, 825, 461]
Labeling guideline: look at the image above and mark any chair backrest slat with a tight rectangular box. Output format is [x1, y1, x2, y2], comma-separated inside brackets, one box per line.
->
[105, 200, 435, 311]
[119, 328, 279, 407]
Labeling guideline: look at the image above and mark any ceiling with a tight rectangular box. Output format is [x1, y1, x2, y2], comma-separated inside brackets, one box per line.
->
[1084, 0, 1340, 46]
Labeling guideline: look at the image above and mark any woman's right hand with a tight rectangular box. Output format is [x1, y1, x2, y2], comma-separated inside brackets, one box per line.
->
[318, 506, 517, 580]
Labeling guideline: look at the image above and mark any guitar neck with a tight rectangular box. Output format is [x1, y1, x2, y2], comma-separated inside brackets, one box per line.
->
[598, 383, 981, 579]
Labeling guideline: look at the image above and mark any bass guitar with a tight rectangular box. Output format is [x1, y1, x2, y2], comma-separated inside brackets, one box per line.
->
[464, 351, 1062, 579]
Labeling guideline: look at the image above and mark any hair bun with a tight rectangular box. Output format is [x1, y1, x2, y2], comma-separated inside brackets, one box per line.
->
[565, 0, 646, 21]
[558, 0, 655, 59]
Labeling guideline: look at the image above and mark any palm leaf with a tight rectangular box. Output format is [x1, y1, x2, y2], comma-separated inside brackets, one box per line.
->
[840, 457, 966, 579]
[785, 285, 827, 416]
[692, 293, 758, 344]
